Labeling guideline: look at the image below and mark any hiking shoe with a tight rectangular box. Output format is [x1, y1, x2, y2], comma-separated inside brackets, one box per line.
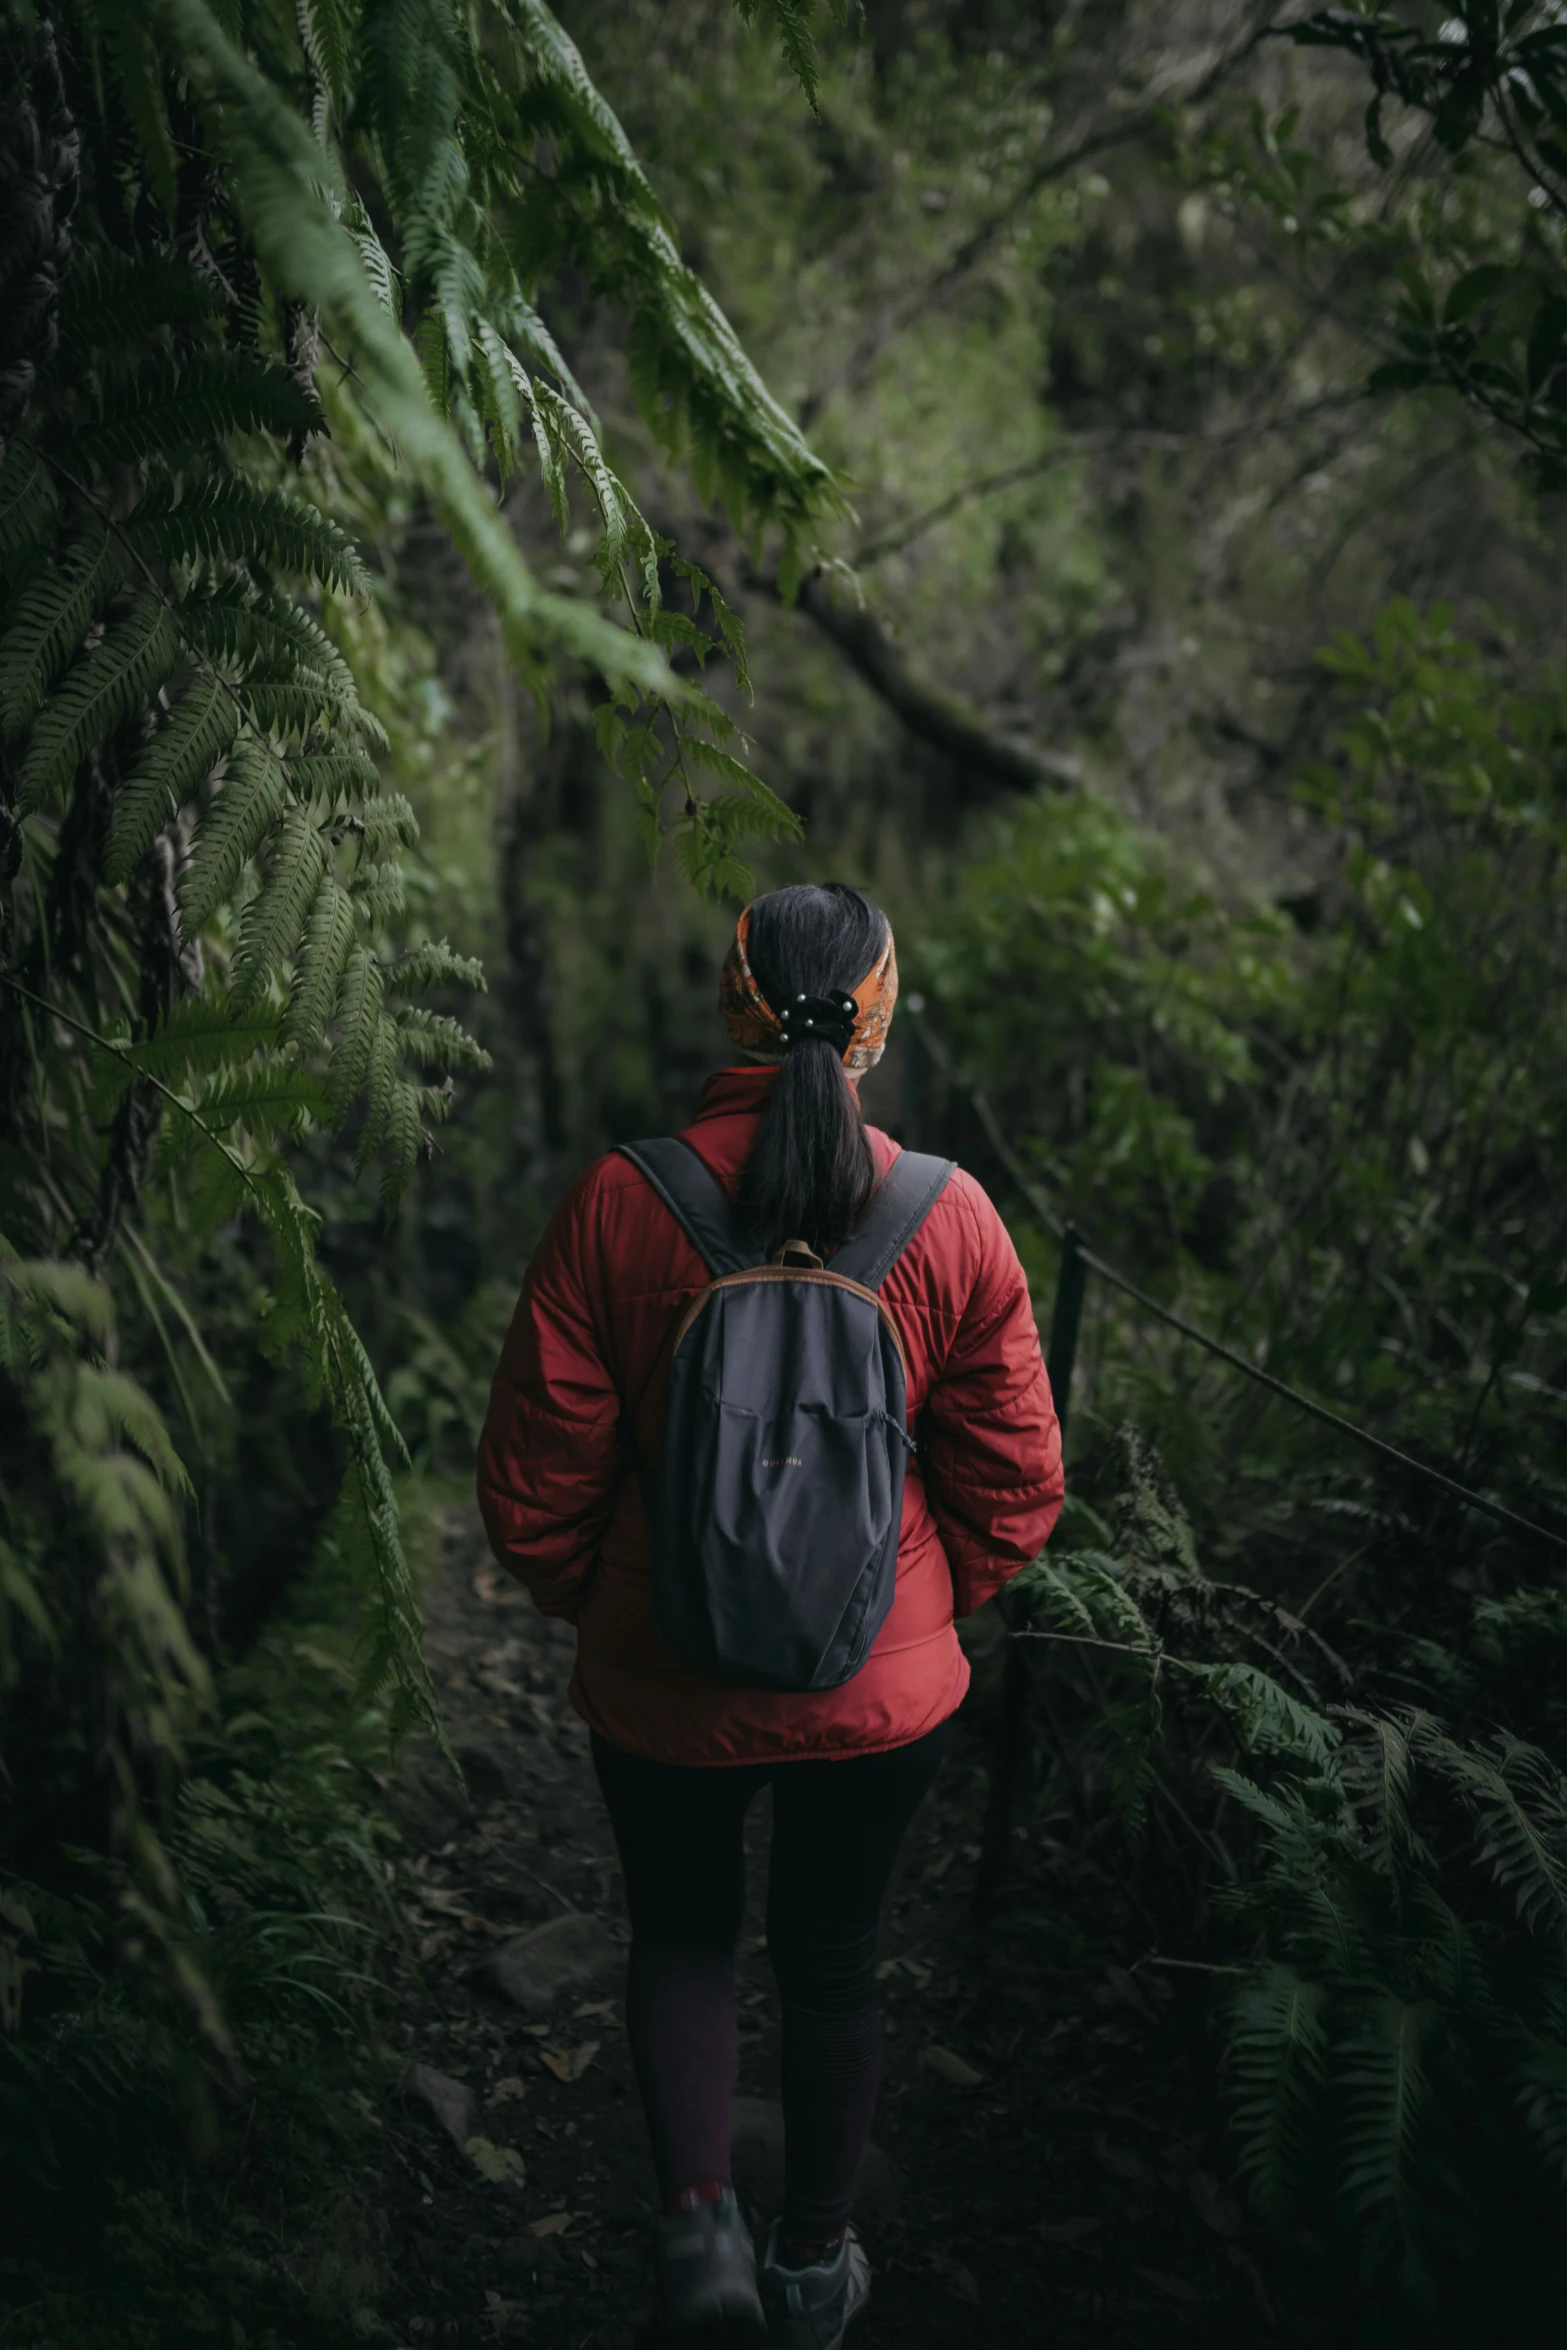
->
[758, 2222, 871, 2350]
[653, 2188, 766, 2342]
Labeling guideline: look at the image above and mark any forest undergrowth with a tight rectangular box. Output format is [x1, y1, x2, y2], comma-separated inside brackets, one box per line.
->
[6, 4, 1567, 2345]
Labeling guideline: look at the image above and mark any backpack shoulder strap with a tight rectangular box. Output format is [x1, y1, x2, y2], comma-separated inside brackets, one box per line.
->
[616, 1137, 762, 1278]
[831, 1150, 955, 1293]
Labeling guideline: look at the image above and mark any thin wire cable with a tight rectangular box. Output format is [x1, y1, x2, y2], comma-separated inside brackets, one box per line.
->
[903, 1003, 1567, 1560]
[1074, 1241, 1567, 1557]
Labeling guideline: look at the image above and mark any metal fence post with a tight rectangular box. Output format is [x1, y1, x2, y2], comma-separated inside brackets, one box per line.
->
[974, 1225, 1086, 1918]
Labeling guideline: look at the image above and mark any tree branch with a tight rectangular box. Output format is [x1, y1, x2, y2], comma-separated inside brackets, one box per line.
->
[794, 567, 1082, 794]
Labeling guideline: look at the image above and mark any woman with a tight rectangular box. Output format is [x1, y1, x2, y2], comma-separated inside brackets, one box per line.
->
[478, 884, 1062, 2347]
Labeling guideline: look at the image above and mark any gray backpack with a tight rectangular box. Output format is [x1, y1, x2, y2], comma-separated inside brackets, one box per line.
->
[617, 1138, 954, 1692]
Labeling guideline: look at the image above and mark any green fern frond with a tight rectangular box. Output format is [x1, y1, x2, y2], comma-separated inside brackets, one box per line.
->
[127, 479, 371, 595]
[1335, 1992, 1447, 2293]
[1514, 2027, 1567, 2191]
[509, 351, 570, 530]
[1191, 1662, 1341, 1771]
[68, 352, 324, 477]
[350, 211, 400, 315]
[358, 793, 419, 855]
[232, 803, 329, 1008]
[283, 878, 357, 1051]
[392, 1007, 491, 1072]
[1226, 1961, 1329, 2234]
[107, 671, 242, 882]
[1423, 1731, 1567, 1947]
[1010, 1555, 1100, 1640]
[17, 589, 181, 814]
[701, 787, 804, 846]
[283, 748, 382, 808]
[191, 1057, 333, 1143]
[0, 523, 121, 741]
[377, 1079, 426, 1207]
[352, 859, 406, 930]
[533, 380, 626, 563]
[733, 0, 845, 114]
[298, 0, 360, 103]
[353, 1012, 401, 1171]
[241, 678, 381, 745]
[0, 437, 60, 582]
[69, 357, 324, 472]
[56, 251, 225, 364]
[113, 992, 283, 1083]
[383, 938, 485, 994]
[328, 947, 385, 1123]
[162, 0, 673, 698]
[1339, 1710, 1416, 1880]
[473, 320, 522, 479]
[179, 731, 288, 932]
[100, 13, 181, 217]
[669, 551, 749, 687]
[183, 597, 367, 713]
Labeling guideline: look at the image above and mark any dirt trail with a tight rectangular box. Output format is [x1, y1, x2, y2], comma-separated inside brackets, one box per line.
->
[376, 1505, 1301, 2349]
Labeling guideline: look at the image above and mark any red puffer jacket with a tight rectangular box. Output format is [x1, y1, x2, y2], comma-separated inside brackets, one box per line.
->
[477, 1066, 1063, 1764]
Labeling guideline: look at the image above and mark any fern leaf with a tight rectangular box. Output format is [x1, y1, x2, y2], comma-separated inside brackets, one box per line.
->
[378, 1079, 425, 1208]
[191, 1056, 332, 1143]
[1432, 1734, 1567, 1945]
[283, 748, 381, 809]
[298, 0, 359, 103]
[392, 1007, 491, 1072]
[108, 671, 241, 882]
[533, 379, 626, 563]
[1514, 2027, 1567, 2191]
[474, 321, 522, 480]
[127, 479, 371, 595]
[358, 793, 419, 855]
[1191, 1662, 1341, 1771]
[117, 992, 283, 1083]
[383, 938, 485, 994]
[0, 437, 60, 580]
[184, 599, 382, 742]
[508, 351, 570, 531]
[101, 15, 181, 217]
[0, 523, 121, 741]
[1225, 1962, 1329, 2234]
[328, 948, 385, 1123]
[241, 679, 378, 744]
[350, 212, 400, 315]
[56, 252, 225, 364]
[179, 731, 287, 932]
[1335, 1991, 1447, 2292]
[232, 803, 329, 1008]
[283, 879, 357, 1052]
[732, 0, 838, 113]
[680, 738, 789, 810]
[17, 589, 180, 814]
[352, 859, 406, 931]
[353, 1010, 401, 1169]
[68, 358, 323, 472]
[1339, 1710, 1416, 1880]
[161, 0, 673, 699]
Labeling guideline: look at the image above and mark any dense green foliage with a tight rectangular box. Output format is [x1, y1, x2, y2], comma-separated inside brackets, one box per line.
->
[7, 0, 1567, 2339]
[0, 0, 834, 2328]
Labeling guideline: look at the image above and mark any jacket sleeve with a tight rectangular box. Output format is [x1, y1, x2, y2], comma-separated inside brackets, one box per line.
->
[918, 1178, 1064, 1618]
[476, 1168, 622, 1619]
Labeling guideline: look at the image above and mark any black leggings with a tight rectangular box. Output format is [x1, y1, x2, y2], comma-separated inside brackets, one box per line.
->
[592, 1719, 951, 2238]
[593, 1718, 951, 2005]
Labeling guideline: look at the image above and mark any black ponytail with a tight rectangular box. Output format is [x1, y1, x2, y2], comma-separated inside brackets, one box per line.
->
[736, 883, 888, 1258]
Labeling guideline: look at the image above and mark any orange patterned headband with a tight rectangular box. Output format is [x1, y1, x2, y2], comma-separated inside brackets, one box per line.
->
[720, 906, 898, 1076]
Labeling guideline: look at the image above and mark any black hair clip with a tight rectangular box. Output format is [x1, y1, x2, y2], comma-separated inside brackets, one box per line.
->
[777, 990, 859, 1055]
